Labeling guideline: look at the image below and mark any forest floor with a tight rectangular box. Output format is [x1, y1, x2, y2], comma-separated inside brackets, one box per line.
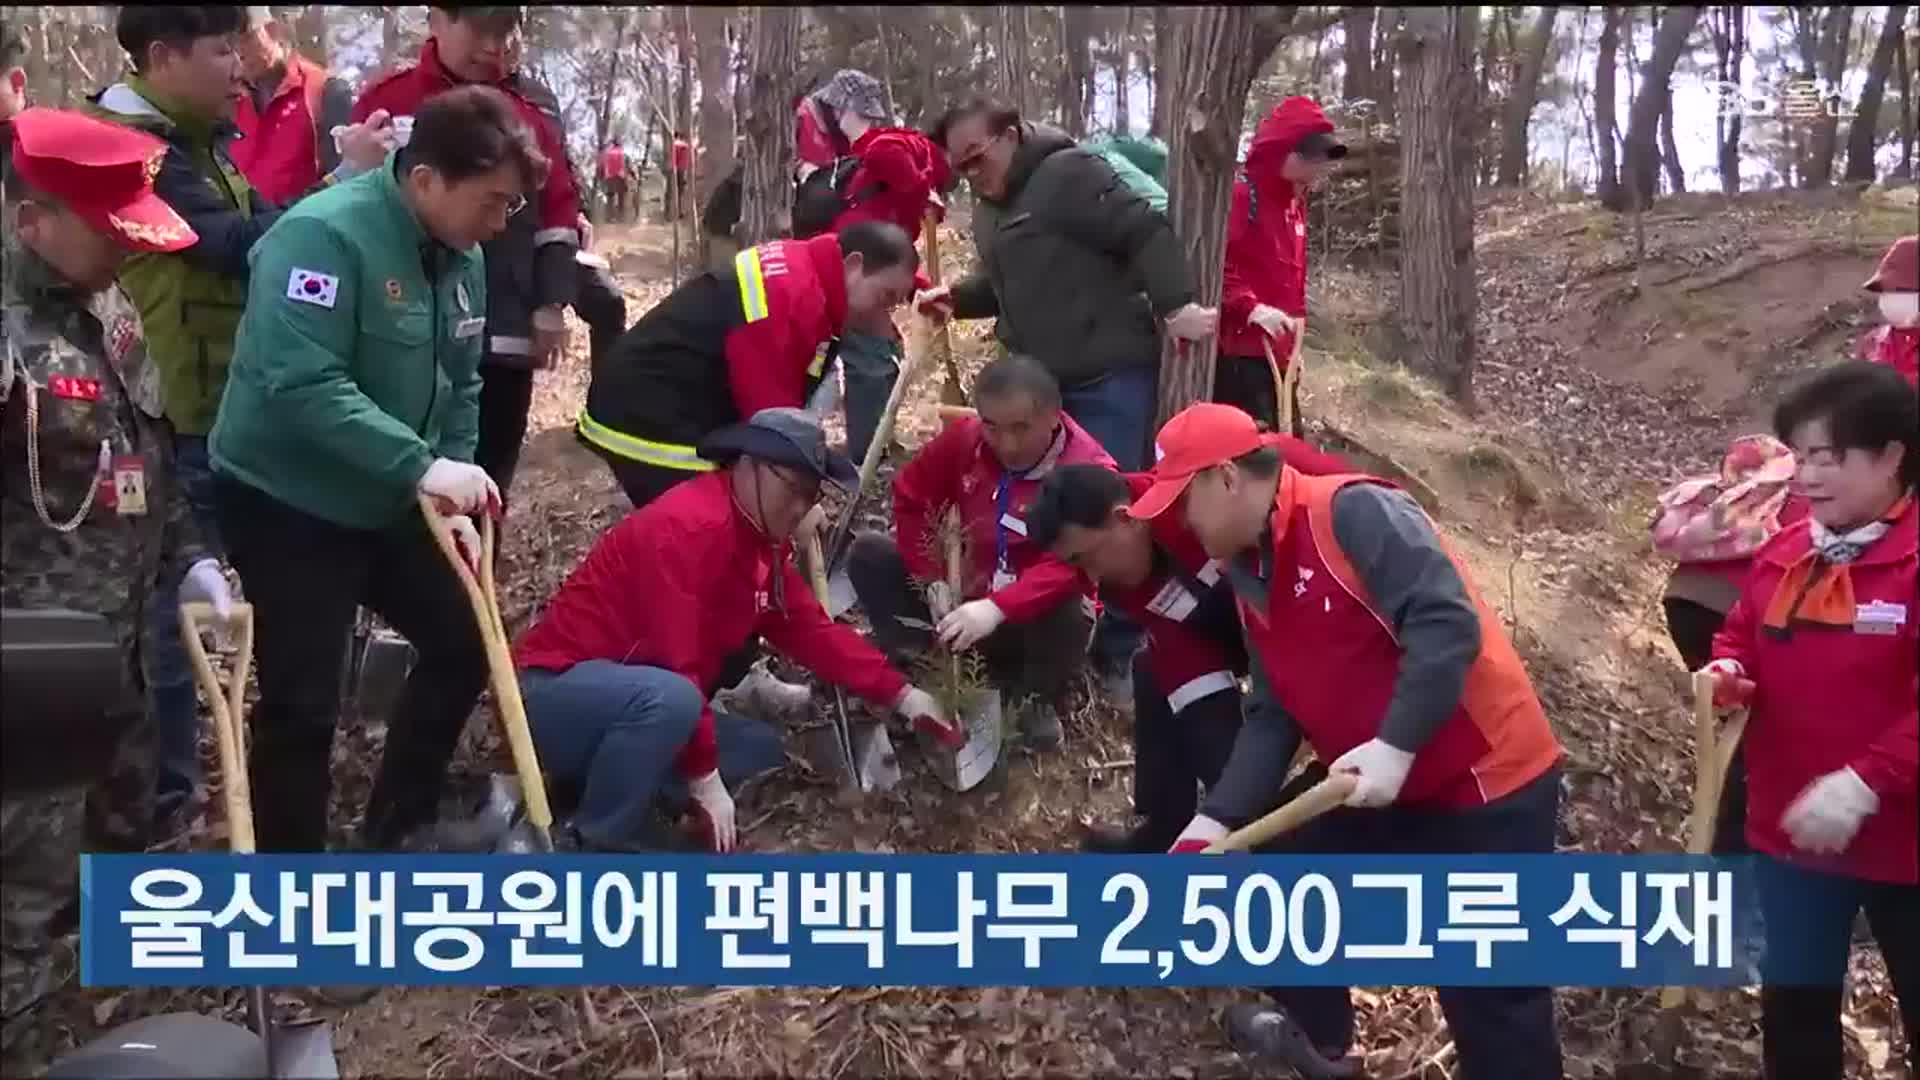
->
[24, 182, 1916, 1079]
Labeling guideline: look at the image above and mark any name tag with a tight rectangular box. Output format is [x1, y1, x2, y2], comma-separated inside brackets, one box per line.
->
[1855, 600, 1907, 636]
[1145, 579, 1198, 622]
[453, 317, 486, 340]
[999, 514, 1027, 536]
[1195, 560, 1222, 586]
[991, 569, 1017, 591]
[110, 454, 147, 516]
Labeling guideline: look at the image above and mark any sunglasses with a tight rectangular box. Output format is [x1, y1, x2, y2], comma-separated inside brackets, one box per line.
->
[950, 129, 1008, 177]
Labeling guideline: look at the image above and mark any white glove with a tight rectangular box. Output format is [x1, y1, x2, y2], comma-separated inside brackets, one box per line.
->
[576, 212, 594, 252]
[418, 458, 501, 517]
[937, 598, 1005, 651]
[914, 285, 954, 321]
[896, 685, 964, 749]
[1702, 658, 1745, 677]
[1781, 767, 1880, 855]
[1249, 304, 1299, 340]
[1163, 303, 1219, 342]
[334, 109, 396, 173]
[925, 581, 956, 621]
[181, 558, 234, 621]
[1329, 738, 1417, 808]
[447, 515, 483, 576]
[1168, 814, 1230, 853]
[531, 305, 570, 370]
[688, 770, 737, 853]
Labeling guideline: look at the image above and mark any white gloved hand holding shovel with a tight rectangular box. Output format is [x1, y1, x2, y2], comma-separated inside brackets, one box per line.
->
[180, 557, 236, 647]
[1249, 304, 1300, 341]
[897, 685, 964, 750]
[1328, 738, 1416, 808]
[937, 598, 1005, 651]
[925, 581, 957, 621]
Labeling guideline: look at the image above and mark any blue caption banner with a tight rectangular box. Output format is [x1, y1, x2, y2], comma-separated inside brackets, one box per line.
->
[81, 854, 1770, 989]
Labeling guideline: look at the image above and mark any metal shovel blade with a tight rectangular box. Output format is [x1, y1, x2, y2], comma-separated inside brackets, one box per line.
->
[268, 1017, 340, 1079]
[922, 692, 1003, 792]
[825, 567, 858, 619]
[853, 721, 901, 791]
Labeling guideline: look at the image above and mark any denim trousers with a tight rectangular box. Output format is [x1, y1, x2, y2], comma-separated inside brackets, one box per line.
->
[145, 434, 221, 814]
[520, 661, 787, 849]
[1059, 367, 1155, 671]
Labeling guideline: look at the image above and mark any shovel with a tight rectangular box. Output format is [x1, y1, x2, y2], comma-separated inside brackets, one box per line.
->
[178, 600, 340, 1079]
[1205, 772, 1357, 854]
[1261, 315, 1306, 435]
[801, 512, 896, 792]
[920, 207, 968, 407]
[921, 518, 1003, 793]
[415, 498, 604, 1032]
[1638, 671, 1749, 1076]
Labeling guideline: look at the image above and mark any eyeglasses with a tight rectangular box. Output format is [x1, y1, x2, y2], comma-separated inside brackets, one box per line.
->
[950, 130, 1006, 177]
[763, 464, 822, 506]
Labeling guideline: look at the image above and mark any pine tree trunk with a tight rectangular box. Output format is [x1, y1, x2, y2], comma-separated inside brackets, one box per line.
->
[1061, 6, 1092, 137]
[692, 6, 735, 264]
[875, 8, 899, 121]
[1495, 6, 1559, 186]
[1114, 7, 1135, 135]
[739, 6, 801, 245]
[1375, 8, 1400, 129]
[1897, 25, 1915, 180]
[1153, 8, 1294, 425]
[295, 5, 328, 66]
[1343, 7, 1377, 105]
[595, 10, 628, 213]
[1804, 5, 1854, 188]
[1845, 4, 1909, 182]
[1595, 8, 1622, 205]
[1609, 6, 1699, 211]
[1713, 5, 1746, 194]
[1398, 6, 1480, 408]
[1661, 95, 1686, 192]
[1148, 8, 1168, 138]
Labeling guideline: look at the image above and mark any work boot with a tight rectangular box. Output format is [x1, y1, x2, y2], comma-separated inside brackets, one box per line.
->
[1080, 821, 1171, 854]
[714, 661, 812, 722]
[1020, 704, 1063, 752]
[1223, 1003, 1358, 1079]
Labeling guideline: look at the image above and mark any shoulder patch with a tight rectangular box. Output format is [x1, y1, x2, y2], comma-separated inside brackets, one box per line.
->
[286, 268, 340, 309]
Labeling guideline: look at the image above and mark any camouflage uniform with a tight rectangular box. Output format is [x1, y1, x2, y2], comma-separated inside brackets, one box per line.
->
[0, 238, 206, 1054]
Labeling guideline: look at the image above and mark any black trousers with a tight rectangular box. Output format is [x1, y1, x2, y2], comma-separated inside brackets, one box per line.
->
[476, 364, 535, 499]
[1258, 767, 1565, 1080]
[845, 531, 1093, 709]
[597, 452, 703, 511]
[213, 474, 490, 852]
[1663, 596, 1749, 855]
[1756, 857, 1920, 1079]
[1213, 351, 1303, 438]
[1128, 652, 1243, 851]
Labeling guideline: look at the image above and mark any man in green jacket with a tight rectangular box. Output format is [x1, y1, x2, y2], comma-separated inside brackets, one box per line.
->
[90, 6, 391, 832]
[208, 85, 544, 853]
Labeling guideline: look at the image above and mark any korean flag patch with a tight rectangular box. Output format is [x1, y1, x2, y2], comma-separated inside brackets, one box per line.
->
[286, 267, 340, 309]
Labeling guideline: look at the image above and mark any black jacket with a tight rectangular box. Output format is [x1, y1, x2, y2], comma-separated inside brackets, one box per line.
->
[951, 123, 1194, 387]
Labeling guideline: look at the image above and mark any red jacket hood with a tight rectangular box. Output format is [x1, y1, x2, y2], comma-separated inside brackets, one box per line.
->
[1247, 97, 1334, 184]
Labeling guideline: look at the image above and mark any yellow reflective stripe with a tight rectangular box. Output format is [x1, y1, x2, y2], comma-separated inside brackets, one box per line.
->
[575, 410, 715, 472]
[808, 343, 829, 378]
[734, 248, 770, 322]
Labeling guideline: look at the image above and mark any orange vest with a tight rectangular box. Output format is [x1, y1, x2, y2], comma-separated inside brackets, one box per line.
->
[1238, 470, 1563, 807]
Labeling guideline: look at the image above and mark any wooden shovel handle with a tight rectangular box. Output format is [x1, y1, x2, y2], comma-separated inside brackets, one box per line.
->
[937, 404, 977, 423]
[416, 496, 555, 835]
[1207, 773, 1358, 854]
[1661, 675, 1749, 1011]
[1264, 321, 1306, 434]
[179, 601, 257, 853]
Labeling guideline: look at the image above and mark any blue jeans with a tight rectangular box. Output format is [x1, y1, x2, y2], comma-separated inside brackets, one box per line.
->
[146, 434, 222, 812]
[839, 331, 900, 470]
[520, 662, 786, 849]
[1060, 367, 1155, 671]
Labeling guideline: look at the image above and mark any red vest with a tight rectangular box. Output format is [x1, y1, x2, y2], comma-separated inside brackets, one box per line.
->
[601, 145, 625, 179]
[231, 54, 328, 205]
[1238, 470, 1563, 808]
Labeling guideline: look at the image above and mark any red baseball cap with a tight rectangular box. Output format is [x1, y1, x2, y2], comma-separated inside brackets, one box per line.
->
[8, 107, 196, 254]
[1863, 234, 1918, 293]
[1128, 402, 1284, 520]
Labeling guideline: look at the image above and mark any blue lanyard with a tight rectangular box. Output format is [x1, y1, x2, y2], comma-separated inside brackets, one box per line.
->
[993, 472, 1016, 574]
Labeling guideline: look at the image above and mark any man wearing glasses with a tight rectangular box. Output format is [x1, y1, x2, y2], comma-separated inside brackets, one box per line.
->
[207, 86, 542, 854]
[514, 408, 960, 853]
[354, 5, 585, 502]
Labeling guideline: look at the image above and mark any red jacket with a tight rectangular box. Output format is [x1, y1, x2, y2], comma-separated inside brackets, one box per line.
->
[231, 53, 331, 204]
[1858, 325, 1920, 387]
[794, 97, 840, 174]
[833, 126, 950, 292]
[1239, 471, 1562, 808]
[1711, 499, 1919, 884]
[600, 144, 625, 180]
[1219, 97, 1332, 365]
[671, 139, 693, 172]
[893, 415, 1114, 623]
[514, 472, 908, 779]
[353, 39, 581, 252]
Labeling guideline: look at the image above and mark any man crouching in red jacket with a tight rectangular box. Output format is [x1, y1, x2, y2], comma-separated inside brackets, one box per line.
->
[846, 355, 1116, 751]
[1025, 435, 1355, 852]
[1137, 403, 1566, 1080]
[512, 409, 957, 853]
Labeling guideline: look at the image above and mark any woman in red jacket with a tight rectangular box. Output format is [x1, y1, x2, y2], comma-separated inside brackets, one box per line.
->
[1705, 361, 1919, 1080]
[1856, 234, 1918, 387]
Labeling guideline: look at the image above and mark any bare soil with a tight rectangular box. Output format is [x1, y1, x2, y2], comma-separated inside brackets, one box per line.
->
[18, 185, 1914, 1079]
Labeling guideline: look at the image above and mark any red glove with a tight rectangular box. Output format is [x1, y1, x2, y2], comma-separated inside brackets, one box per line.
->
[1168, 839, 1212, 854]
[1702, 660, 1755, 708]
[1166, 815, 1229, 853]
[897, 687, 964, 750]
